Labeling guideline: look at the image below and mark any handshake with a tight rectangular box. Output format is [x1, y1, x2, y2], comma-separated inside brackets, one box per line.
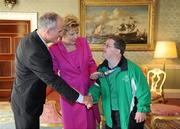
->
[82, 95, 93, 109]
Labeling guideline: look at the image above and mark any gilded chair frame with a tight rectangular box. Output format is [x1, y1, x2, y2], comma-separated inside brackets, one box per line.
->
[147, 68, 166, 103]
[151, 115, 180, 129]
[40, 100, 63, 127]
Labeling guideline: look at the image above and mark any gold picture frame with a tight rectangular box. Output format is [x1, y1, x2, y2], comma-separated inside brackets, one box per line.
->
[80, 0, 156, 51]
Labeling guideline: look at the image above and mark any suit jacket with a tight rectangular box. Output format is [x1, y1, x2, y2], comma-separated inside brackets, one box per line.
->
[11, 30, 79, 117]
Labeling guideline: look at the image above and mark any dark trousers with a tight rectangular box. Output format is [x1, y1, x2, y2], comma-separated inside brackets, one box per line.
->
[14, 113, 40, 129]
[128, 108, 145, 129]
[105, 109, 145, 129]
[105, 110, 121, 129]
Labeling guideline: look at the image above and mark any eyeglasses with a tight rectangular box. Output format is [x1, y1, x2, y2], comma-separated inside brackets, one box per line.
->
[103, 43, 115, 48]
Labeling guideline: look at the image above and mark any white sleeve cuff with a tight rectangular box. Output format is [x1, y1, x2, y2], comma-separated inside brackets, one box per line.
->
[76, 94, 83, 103]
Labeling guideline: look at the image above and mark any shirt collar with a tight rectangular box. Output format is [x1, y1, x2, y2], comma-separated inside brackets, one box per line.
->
[36, 30, 48, 48]
[100, 56, 128, 71]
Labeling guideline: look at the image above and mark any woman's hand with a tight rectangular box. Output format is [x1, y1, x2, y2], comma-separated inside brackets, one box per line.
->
[90, 72, 102, 80]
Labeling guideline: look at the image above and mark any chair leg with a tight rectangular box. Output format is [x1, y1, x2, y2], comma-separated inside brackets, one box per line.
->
[151, 115, 157, 129]
[100, 115, 105, 129]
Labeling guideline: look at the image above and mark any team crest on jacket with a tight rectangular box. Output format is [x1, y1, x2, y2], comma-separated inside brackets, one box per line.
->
[122, 75, 129, 82]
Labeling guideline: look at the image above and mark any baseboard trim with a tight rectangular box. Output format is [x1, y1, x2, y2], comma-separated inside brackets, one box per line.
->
[164, 89, 180, 98]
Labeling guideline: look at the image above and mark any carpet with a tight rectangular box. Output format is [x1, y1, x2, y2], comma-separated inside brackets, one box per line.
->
[0, 102, 101, 129]
[0, 102, 62, 129]
[0, 101, 149, 129]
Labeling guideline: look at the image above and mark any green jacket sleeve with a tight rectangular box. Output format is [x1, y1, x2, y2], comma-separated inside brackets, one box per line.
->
[134, 66, 151, 113]
[88, 80, 101, 104]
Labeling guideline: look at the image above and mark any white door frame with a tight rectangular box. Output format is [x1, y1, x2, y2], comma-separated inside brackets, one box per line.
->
[0, 12, 37, 31]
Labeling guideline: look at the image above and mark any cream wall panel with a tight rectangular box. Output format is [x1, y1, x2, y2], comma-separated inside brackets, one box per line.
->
[0, 0, 79, 17]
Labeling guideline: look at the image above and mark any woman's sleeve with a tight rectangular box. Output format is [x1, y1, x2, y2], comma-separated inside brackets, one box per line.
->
[89, 79, 101, 104]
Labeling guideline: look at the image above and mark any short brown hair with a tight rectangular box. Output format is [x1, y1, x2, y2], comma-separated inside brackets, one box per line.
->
[109, 36, 126, 55]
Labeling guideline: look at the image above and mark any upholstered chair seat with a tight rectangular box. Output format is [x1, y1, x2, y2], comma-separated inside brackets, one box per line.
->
[151, 104, 180, 116]
[150, 104, 180, 129]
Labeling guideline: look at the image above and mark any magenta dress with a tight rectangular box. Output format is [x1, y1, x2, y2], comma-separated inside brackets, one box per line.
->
[49, 37, 100, 129]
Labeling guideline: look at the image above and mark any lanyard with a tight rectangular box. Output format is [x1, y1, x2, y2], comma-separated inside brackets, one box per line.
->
[99, 68, 117, 77]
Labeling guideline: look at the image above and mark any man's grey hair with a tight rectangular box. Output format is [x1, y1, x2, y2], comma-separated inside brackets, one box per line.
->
[38, 12, 60, 30]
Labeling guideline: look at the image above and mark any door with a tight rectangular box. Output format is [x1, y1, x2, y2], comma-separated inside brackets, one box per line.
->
[0, 20, 30, 101]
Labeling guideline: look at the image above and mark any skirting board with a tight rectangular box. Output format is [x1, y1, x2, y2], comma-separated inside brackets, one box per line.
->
[164, 89, 180, 98]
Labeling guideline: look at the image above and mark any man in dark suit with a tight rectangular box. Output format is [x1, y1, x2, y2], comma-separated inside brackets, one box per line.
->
[11, 12, 91, 129]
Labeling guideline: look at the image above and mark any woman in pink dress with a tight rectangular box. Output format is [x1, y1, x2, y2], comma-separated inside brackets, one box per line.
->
[49, 15, 100, 129]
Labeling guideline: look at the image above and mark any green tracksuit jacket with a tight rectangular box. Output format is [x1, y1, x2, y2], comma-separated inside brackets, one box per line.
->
[89, 56, 151, 129]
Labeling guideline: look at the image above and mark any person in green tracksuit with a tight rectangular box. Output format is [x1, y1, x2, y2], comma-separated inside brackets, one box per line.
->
[88, 36, 151, 129]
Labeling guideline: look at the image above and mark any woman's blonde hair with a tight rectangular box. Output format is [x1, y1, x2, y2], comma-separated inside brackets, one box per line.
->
[63, 15, 79, 33]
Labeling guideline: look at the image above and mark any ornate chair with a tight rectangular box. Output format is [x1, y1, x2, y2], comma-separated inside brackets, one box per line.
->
[40, 87, 63, 127]
[149, 103, 180, 129]
[147, 68, 166, 103]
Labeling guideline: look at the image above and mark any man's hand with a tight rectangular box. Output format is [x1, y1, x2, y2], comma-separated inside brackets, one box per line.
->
[83, 95, 93, 109]
[135, 112, 146, 123]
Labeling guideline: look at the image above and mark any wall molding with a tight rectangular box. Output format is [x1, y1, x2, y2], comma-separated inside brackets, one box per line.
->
[164, 89, 180, 98]
[0, 12, 37, 31]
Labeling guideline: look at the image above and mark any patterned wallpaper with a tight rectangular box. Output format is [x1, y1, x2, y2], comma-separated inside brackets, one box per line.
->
[157, 0, 180, 42]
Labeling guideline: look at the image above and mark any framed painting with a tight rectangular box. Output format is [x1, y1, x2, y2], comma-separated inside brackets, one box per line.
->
[80, 0, 156, 51]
